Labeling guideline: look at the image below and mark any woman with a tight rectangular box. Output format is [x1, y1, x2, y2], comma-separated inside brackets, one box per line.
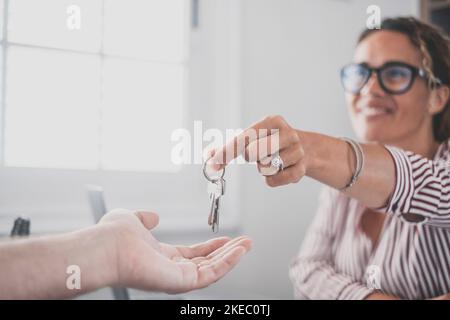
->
[209, 17, 450, 299]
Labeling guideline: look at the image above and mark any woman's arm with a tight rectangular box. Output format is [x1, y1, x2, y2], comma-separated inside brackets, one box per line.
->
[298, 130, 396, 209]
[210, 115, 395, 208]
[210, 115, 450, 227]
[296, 130, 450, 227]
[365, 291, 399, 300]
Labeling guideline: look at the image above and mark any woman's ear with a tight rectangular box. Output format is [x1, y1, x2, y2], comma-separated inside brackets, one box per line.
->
[428, 85, 450, 115]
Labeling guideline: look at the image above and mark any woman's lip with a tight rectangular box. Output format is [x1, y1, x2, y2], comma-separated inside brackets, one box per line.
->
[357, 101, 396, 113]
[362, 113, 389, 120]
[357, 107, 394, 118]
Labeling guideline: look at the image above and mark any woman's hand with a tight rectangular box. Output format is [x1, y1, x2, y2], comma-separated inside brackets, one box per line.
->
[366, 291, 450, 300]
[364, 291, 399, 300]
[99, 209, 252, 294]
[431, 293, 450, 300]
[208, 114, 396, 209]
[209, 115, 308, 187]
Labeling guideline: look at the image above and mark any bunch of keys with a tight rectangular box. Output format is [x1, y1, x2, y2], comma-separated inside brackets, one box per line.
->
[203, 156, 226, 233]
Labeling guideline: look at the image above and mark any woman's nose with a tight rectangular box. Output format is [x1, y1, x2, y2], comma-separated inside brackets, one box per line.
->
[360, 72, 385, 96]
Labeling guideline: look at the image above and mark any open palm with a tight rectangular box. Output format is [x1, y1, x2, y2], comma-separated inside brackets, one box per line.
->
[99, 209, 252, 294]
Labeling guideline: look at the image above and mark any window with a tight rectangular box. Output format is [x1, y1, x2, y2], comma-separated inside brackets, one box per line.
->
[0, 0, 242, 233]
[1, 0, 188, 172]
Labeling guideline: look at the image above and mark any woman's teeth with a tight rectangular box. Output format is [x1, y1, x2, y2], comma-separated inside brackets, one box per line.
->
[360, 107, 390, 117]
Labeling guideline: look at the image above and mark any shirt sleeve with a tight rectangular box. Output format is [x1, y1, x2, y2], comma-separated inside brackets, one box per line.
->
[382, 143, 450, 229]
[289, 187, 374, 300]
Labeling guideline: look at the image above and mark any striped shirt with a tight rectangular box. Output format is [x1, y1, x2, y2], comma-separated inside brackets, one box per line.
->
[289, 140, 450, 300]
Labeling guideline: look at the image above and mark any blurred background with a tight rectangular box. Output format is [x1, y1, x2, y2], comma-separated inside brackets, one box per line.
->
[0, 0, 448, 299]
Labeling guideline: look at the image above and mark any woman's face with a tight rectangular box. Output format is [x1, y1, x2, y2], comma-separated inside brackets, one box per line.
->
[347, 30, 433, 144]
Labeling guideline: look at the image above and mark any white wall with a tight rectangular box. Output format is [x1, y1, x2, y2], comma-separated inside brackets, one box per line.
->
[211, 0, 419, 299]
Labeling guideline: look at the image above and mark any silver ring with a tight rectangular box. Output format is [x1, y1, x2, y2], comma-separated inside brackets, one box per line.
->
[271, 154, 284, 173]
[203, 155, 225, 182]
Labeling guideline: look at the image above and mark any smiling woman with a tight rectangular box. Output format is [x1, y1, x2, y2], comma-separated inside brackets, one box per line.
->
[349, 17, 450, 146]
[290, 17, 450, 299]
[209, 16, 450, 300]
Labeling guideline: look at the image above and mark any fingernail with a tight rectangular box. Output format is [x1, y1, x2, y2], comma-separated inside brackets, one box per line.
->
[207, 159, 221, 171]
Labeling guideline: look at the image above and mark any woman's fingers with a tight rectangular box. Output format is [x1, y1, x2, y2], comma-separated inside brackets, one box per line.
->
[205, 115, 305, 188]
[431, 293, 450, 300]
[257, 143, 304, 174]
[265, 161, 307, 187]
[245, 128, 299, 163]
[208, 115, 292, 171]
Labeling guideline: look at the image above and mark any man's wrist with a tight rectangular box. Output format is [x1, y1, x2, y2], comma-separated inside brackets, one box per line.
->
[68, 223, 119, 292]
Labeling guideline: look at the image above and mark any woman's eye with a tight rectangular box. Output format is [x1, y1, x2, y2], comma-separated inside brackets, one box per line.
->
[384, 68, 410, 80]
[348, 67, 367, 80]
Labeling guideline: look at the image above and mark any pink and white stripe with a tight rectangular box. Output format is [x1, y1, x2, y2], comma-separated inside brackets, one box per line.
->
[289, 140, 450, 299]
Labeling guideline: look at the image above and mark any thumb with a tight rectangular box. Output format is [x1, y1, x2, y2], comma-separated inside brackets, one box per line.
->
[135, 211, 159, 230]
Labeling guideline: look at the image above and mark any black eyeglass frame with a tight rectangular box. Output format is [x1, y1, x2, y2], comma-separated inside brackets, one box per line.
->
[340, 60, 443, 95]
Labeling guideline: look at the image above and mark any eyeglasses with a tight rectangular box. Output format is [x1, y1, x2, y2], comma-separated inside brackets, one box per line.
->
[340, 61, 442, 95]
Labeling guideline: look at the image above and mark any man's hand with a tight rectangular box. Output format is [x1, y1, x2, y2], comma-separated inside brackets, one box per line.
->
[99, 209, 252, 294]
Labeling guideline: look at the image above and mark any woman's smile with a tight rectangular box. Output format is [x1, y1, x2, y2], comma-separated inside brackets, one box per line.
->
[354, 97, 396, 123]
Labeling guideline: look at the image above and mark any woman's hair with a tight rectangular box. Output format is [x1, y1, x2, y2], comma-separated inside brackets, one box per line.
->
[358, 17, 450, 143]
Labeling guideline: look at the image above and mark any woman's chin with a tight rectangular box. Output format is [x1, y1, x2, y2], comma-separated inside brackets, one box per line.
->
[352, 113, 398, 143]
[355, 126, 391, 143]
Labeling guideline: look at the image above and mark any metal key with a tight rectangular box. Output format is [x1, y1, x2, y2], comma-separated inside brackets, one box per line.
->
[203, 156, 226, 233]
[207, 178, 226, 232]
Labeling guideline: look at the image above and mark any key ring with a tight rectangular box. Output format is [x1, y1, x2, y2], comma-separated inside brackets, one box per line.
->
[203, 155, 225, 182]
